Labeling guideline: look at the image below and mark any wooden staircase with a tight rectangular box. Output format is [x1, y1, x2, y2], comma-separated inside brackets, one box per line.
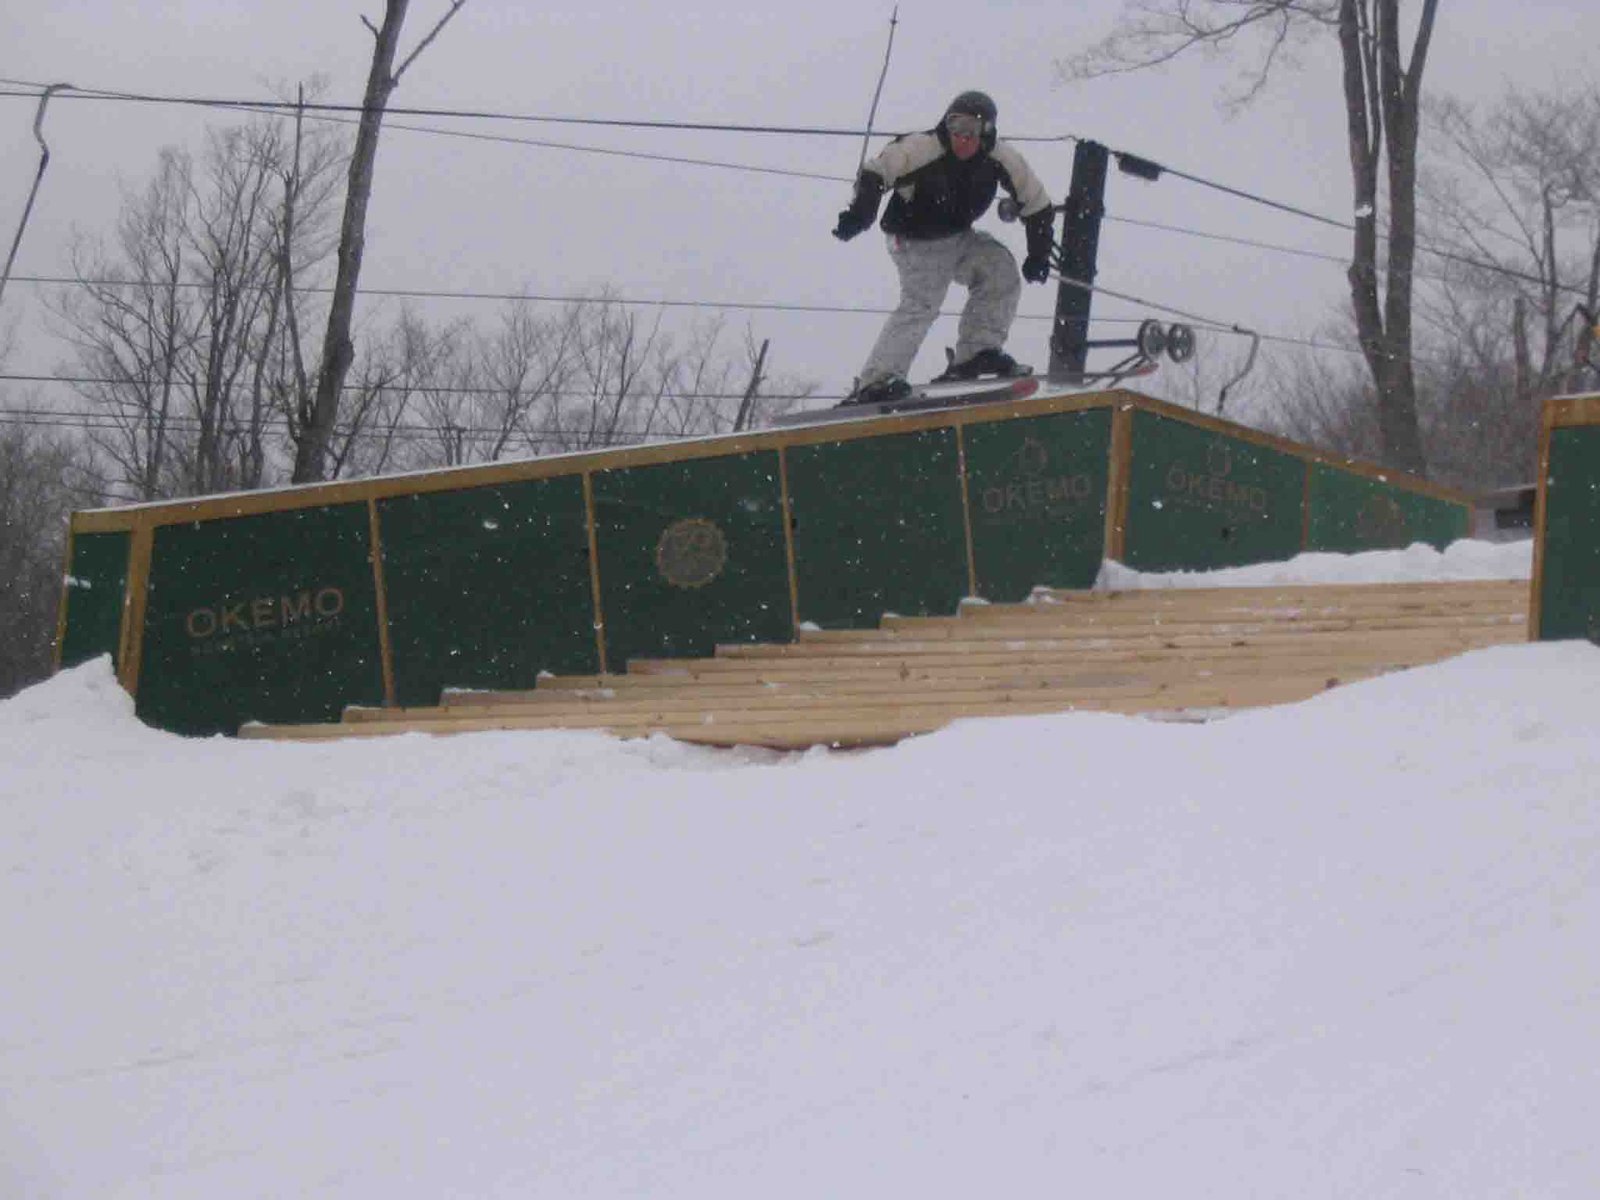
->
[239, 579, 1531, 750]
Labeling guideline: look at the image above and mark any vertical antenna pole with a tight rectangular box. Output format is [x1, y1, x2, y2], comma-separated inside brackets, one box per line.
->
[855, 7, 900, 177]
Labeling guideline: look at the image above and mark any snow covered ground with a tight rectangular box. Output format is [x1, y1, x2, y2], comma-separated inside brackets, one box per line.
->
[6, 538, 1598, 1199]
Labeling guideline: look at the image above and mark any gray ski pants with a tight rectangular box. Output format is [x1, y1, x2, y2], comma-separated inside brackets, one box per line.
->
[858, 228, 1022, 386]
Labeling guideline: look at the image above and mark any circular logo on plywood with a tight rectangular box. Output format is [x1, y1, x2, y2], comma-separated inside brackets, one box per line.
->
[656, 517, 728, 589]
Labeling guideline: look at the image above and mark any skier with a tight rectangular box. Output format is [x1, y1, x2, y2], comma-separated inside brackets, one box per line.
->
[832, 90, 1056, 407]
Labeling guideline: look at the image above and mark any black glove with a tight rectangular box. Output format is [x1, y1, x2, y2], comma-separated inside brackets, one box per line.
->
[833, 208, 874, 241]
[833, 170, 885, 242]
[1022, 210, 1055, 283]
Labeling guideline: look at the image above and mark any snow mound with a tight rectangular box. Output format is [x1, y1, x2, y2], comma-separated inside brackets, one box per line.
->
[0, 655, 138, 733]
[1094, 537, 1531, 591]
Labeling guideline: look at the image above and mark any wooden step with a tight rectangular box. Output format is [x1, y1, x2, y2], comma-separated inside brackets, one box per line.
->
[239, 579, 1532, 748]
[797, 611, 1524, 645]
[245, 672, 1366, 748]
[1010, 580, 1527, 610]
[346, 663, 1395, 726]
[634, 625, 1515, 670]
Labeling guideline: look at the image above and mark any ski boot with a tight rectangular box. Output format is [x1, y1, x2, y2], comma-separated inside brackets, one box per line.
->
[839, 375, 913, 408]
[931, 347, 1032, 384]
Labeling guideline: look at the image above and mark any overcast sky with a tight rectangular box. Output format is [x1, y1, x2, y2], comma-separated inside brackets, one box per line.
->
[2, 1, 1595, 410]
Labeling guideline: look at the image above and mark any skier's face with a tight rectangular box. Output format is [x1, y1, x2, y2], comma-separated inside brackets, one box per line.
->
[944, 111, 985, 159]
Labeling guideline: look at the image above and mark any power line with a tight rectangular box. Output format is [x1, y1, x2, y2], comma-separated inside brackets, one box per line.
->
[1105, 214, 1515, 294]
[0, 405, 748, 443]
[5, 79, 1585, 352]
[377, 118, 849, 182]
[2, 78, 1540, 297]
[0, 85, 864, 138]
[328, 97, 1600, 303]
[307, 86, 1600, 301]
[1109, 215, 1349, 266]
[1105, 141, 1598, 302]
[0, 80, 1563, 263]
[1, 274, 1155, 325]
[1144, 155, 1354, 234]
[0, 277, 1447, 374]
[0, 77, 858, 183]
[0, 375, 817, 401]
[0, 81, 1071, 143]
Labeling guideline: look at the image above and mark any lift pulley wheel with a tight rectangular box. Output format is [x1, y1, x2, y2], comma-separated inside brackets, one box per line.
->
[1136, 319, 1168, 360]
[1165, 323, 1197, 363]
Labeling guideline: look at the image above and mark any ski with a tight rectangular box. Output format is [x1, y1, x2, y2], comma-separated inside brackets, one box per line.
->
[770, 361, 1156, 429]
[770, 376, 1038, 428]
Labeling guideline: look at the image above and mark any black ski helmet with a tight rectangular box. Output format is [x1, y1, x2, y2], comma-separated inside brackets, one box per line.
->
[944, 90, 998, 130]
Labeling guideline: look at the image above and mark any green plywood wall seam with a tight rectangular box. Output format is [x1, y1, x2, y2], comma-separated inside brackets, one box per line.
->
[118, 521, 154, 698]
[1301, 462, 1314, 551]
[367, 498, 398, 708]
[778, 447, 801, 636]
[1104, 405, 1133, 562]
[955, 425, 979, 598]
[582, 472, 609, 675]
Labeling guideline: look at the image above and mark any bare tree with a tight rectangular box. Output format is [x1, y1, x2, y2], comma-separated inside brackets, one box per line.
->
[55, 114, 345, 500]
[311, 309, 444, 479]
[1059, 0, 1440, 475]
[402, 313, 480, 469]
[1424, 87, 1600, 405]
[0, 424, 105, 697]
[1414, 339, 1532, 491]
[1141, 332, 1268, 417]
[543, 299, 799, 452]
[1259, 336, 1387, 462]
[293, 0, 467, 484]
[58, 149, 193, 500]
[544, 293, 673, 454]
[648, 315, 757, 439]
[423, 298, 582, 464]
[334, 300, 580, 472]
[1265, 316, 1536, 491]
[269, 87, 348, 481]
[353, 296, 820, 471]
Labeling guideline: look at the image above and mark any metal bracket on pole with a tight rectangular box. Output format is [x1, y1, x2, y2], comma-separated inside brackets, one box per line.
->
[1217, 327, 1262, 416]
[1, 83, 72, 314]
[1048, 139, 1109, 382]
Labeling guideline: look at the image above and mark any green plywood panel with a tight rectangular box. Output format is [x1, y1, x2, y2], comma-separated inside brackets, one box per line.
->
[378, 477, 597, 707]
[136, 505, 382, 735]
[59, 530, 130, 669]
[1539, 427, 1600, 642]
[787, 428, 968, 628]
[592, 452, 792, 667]
[1306, 465, 1469, 553]
[1125, 412, 1305, 572]
[963, 409, 1112, 600]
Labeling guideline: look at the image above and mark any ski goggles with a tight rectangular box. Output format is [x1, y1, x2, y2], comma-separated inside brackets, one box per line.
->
[944, 112, 988, 140]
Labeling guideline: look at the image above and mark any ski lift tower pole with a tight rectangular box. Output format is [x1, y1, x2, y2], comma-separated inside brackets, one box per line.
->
[854, 7, 899, 175]
[1048, 139, 1109, 382]
[1, 83, 71, 315]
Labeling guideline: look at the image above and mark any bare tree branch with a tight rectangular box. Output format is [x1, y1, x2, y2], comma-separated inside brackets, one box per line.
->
[295, 1, 465, 483]
[395, 0, 468, 83]
[1057, 0, 1436, 474]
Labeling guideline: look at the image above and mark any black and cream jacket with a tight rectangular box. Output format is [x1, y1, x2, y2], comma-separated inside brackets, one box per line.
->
[859, 126, 1052, 241]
